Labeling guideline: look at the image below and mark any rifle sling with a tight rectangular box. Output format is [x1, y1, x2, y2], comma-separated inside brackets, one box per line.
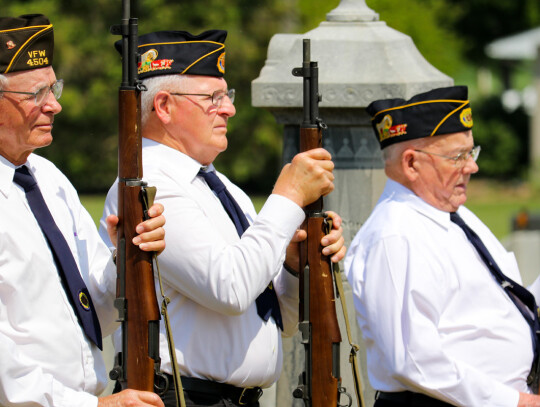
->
[155, 255, 186, 407]
[333, 264, 366, 407]
[142, 187, 186, 407]
[326, 216, 365, 407]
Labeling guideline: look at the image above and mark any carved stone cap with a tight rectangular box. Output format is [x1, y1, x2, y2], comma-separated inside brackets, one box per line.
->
[326, 0, 379, 22]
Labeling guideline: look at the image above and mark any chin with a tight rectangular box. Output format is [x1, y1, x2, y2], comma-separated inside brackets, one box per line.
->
[450, 196, 467, 212]
[37, 136, 53, 149]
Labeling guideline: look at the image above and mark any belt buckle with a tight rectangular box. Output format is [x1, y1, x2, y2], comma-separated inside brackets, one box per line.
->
[238, 387, 263, 405]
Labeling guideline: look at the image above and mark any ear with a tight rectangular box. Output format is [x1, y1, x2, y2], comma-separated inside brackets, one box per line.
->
[153, 91, 174, 124]
[401, 148, 420, 182]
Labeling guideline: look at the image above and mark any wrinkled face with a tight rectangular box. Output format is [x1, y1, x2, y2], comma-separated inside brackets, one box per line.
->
[411, 130, 478, 212]
[0, 66, 62, 165]
[167, 75, 235, 165]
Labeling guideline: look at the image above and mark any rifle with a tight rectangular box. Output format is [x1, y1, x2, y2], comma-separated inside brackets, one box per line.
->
[291, 38, 345, 407]
[292, 39, 366, 407]
[108, 0, 162, 392]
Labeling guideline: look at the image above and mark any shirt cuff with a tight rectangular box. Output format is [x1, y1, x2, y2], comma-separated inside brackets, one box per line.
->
[257, 194, 305, 236]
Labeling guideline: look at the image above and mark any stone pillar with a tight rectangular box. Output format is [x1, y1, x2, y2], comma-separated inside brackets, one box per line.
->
[252, 0, 453, 405]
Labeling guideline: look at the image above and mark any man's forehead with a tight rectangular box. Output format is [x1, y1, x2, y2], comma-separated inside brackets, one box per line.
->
[422, 130, 474, 148]
[5, 66, 55, 85]
[182, 74, 227, 90]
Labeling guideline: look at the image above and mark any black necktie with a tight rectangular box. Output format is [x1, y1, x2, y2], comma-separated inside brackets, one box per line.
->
[14, 166, 103, 349]
[450, 212, 540, 358]
[198, 168, 283, 330]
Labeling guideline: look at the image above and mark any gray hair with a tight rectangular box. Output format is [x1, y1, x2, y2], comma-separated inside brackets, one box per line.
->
[141, 74, 189, 126]
[0, 73, 7, 93]
[382, 138, 430, 164]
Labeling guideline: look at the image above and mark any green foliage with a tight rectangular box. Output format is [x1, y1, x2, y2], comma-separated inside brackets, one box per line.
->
[471, 96, 529, 179]
[445, 0, 540, 65]
[367, 0, 465, 77]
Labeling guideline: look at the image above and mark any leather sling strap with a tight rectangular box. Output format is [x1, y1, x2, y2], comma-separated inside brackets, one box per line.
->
[142, 187, 186, 407]
[324, 219, 366, 407]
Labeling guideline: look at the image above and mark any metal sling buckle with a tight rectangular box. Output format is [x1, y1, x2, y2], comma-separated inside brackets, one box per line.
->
[238, 387, 263, 405]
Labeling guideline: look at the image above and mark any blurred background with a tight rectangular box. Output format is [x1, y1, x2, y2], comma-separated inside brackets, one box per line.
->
[2, 0, 540, 239]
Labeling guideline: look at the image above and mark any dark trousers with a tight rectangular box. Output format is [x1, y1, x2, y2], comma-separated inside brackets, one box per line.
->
[374, 391, 454, 407]
[161, 379, 261, 407]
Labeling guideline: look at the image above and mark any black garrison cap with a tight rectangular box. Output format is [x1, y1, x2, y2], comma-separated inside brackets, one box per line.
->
[0, 14, 54, 74]
[366, 86, 474, 149]
[115, 29, 227, 80]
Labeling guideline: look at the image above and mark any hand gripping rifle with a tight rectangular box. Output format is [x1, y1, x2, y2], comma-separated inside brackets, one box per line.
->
[108, 0, 162, 393]
[291, 39, 365, 407]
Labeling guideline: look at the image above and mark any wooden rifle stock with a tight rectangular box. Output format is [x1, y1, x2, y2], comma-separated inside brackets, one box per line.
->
[109, 0, 161, 392]
[292, 39, 344, 407]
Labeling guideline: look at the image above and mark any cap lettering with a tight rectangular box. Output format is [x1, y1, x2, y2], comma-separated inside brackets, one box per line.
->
[27, 50, 46, 58]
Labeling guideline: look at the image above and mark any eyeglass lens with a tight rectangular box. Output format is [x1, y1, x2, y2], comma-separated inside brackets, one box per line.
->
[212, 89, 235, 106]
[36, 80, 63, 105]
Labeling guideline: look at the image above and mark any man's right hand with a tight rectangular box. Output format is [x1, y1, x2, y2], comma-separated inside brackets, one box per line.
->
[272, 148, 335, 208]
[98, 389, 164, 407]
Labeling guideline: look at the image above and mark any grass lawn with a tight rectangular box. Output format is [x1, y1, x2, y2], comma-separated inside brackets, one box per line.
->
[81, 178, 540, 241]
[465, 179, 540, 240]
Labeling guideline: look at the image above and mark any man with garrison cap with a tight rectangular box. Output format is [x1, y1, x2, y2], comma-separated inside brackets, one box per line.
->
[0, 14, 167, 407]
[99, 29, 345, 407]
[345, 85, 540, 407]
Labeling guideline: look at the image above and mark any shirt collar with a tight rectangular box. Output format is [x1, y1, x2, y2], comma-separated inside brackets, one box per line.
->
[383, 178, 453, 229]
[142, 137, 206, 183]
[0, 154, 20, 198]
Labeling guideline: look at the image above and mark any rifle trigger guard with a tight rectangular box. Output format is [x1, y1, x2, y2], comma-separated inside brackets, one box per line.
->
[337, 386, 353, 407]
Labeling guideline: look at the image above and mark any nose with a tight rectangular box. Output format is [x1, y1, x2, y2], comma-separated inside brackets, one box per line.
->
[41, 90, 62, 114]
[462, 155, 479, 174]
[217, 94, 236, 117]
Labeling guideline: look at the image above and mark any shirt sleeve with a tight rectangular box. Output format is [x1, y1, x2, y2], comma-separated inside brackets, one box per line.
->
[274, 265, 300, 337]
[69, 181, 118, 337]
[0, 331, 98, 407]
[100, 180, 304, 319]
[160, 190, 303, 315]
[350, 235, 520, 407]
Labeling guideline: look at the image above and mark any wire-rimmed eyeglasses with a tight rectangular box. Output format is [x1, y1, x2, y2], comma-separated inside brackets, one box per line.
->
[170, 88, 235, 108]
[414, 145, 481, 168]
[0, 79, 64, 106]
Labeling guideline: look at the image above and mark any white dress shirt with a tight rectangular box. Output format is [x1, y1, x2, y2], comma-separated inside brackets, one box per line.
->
[345, 179, 540, 407]
[0, 154, 118, 407]
[99, 138, 304, 388]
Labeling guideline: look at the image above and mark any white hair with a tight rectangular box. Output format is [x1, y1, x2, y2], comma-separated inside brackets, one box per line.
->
[141, 74, 190, 126]
[383, 137, 435, 162]
[0, 73, 7, 94]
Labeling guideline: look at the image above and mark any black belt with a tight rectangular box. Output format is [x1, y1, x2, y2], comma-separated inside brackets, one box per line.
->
[376, 391, 454, 407]
[167, 375, 263, 405]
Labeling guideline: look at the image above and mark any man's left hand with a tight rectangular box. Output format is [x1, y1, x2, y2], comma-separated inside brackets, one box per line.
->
[284, 210, 346, 273]
[106, 203, 166, 254]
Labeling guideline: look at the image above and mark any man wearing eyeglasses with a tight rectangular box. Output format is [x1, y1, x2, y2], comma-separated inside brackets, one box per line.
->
[344, 86, 540, 407]
[99, 29, 345, 407]
[0, 14, 166, 407]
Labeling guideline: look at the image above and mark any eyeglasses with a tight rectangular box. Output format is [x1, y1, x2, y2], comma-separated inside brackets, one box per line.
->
[0, 80, 64, 106]
[170, 88, 235, 108]
[415, 145, 481, 167]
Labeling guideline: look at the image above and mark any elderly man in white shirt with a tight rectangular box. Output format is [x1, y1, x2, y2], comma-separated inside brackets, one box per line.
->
[100, 29, 346, 407]
[0, 14, 165, 407]
[345, 86, 540, 407]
